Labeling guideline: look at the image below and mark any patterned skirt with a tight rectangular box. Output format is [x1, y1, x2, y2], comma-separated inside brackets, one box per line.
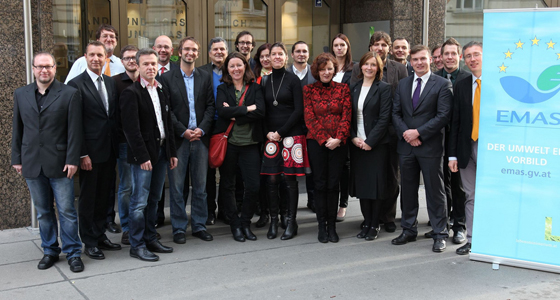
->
[260, 135, 311, 176]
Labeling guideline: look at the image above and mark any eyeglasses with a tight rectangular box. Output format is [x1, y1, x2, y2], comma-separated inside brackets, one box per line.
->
[237, 41, 252, 46]
[100, 34, 116, 40]
[33, 65, 55, 70]
[464, 52, 482, 60]
[122, 57, 137, 62]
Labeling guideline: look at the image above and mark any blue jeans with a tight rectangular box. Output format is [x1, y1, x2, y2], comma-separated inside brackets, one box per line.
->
[168, 139, 208, 234]
[26, 172, 82, 259]
[117, 143, 133, 232]
[129, 148, 168, 249]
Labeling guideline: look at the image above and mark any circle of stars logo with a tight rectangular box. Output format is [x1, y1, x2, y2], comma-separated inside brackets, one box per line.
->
[498, 36, 560, 73]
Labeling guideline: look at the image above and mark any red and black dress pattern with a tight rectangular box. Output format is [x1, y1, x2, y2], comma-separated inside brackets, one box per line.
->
[261, 135, 311, 176]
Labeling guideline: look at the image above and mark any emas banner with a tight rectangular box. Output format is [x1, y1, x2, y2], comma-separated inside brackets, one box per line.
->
[471, 8, 560, 273]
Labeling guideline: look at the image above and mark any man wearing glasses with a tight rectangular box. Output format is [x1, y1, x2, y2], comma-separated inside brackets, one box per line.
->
[234, 31, 257, 72]
[65, 24, 125, 83]
[154, 35, 179, 80]
[12, 52, 84, 272]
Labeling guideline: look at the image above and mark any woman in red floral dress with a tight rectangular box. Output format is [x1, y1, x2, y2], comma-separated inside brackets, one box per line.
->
[303, 53, 352, 243]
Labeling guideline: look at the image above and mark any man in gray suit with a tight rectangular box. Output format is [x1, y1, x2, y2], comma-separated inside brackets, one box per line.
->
[392, 45, 453, 252]
[11, 52, 84, 272]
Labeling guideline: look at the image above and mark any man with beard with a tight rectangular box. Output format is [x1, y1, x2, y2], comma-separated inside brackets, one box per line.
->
[235, 31, 257, 71]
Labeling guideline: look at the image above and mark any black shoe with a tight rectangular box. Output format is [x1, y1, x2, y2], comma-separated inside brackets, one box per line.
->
[357, 226, 369, 239]
[384, 222, 397, 233]
[38, 254, 59, 270]
[318, 224, 328, 243]
[267, 218, 279, 239]
[130, 247, 159, 262]
[281, 221, 298, 240]
[68, 257, 84, 272]
[242, 226, 257, 241]
[155, 219, 165, 228]
[173, 232, 186, 244]
[121, 231, 130, 245]
[365, 226, 380, 241]
[84, 247, 105, 260]
[97, 239, 122, 251]
[192, 230, 213, 241]
[206, 212, 216, 226]
[452, 229, 467, 244]
[327, 225, 339, 243]
[280, 214, 288, 230]
[433, 238, 447, 252]
[424, 230, 435, 239]
[456, 242, 472, 255]
[255, 214, 269, 228]
[105, 221, 122, 234]
[391, 232, 417, 245]
[232, 227, 246, 242]
[146, 240, 174, 253]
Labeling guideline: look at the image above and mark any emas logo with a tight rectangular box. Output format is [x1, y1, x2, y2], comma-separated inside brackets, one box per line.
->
[496, 36, 560, 126]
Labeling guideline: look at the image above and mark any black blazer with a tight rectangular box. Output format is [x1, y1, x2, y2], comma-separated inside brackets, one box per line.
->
[161, 67, 215, 148]
[199, 62, 213, 76]
[448, 75, 474, 169]
[350, 80, 392, 147]
[11, 80, 83, 178]
[120, 81, 177, 165]
[113, 72, 135, 144]
[286, 64, 317, 87]
[435, 67, 471, 89]
[392, 73, 453, 157]
[68, 70, 118, 163]
[406, 62, 414, 76]
[214, 82, 265, 142]
[351, 59, 408, 96]
[155, 62, 179, 82]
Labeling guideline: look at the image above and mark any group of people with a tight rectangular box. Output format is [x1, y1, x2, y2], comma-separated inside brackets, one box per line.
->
[11, 23, 483, 273]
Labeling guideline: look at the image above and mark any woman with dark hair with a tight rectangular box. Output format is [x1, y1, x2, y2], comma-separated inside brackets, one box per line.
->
[261, 42, 310, 240]
[215, 52, 265, 242]
[331, 33, 353, 85]
[349, 51, 392, 241]
[303, 53, 352, 243]
[254, 43, 272, 83]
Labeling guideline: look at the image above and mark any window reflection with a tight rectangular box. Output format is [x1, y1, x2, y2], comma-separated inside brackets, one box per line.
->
[214, 0, 268, 51]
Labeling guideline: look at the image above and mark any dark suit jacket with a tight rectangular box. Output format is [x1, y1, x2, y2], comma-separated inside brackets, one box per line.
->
[448, 75, 474, 169]
[350, 80, 393, 147]
[155, 62, 179, 82]
[286, 64, 317, 87]
[160, 67, 215, 148]
[68, 70, 118, 163]
[392, 73, 453, 157]
[434, 67, 471, 88]
[351, 59, 408, 97]
[406, 62, 414, 76]
[214, 82, 265, 142]
[11, 80, 83, 178]
[120, 81, 177, 165]
[113, 72, 136, 144]
[199, 62, 214, 76]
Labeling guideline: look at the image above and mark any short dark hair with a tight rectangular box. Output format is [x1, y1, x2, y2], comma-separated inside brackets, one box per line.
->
[33, 52, 56, 67]
[208, 37, 227, 52]
[393, 37, 409, 46]
[221, 52, 255, 85]
[410, 45, 431, 56]
[135, 48, 157, 64]
[357, 51, 384, 81]
[441, 37, 462, 55]
[95, 24, 118, 41]
[120, 45, 139, 58]
[291, 41, 308, 54]
[86, 41, 107, 54]
[369, 31, 392, 48]
[235, 31, 256, 48]
[311, 53, 337, 81]
[253, 43, 272, 77]
[331, 33, 353, 72]
[463, 41, 483, 52]
[178, 36, 201, 51]
[431, 44, 442, 55]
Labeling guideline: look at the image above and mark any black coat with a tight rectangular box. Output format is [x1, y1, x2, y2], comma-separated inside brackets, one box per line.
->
[120, 81, 177, 165]
[448, 75, 475, 169]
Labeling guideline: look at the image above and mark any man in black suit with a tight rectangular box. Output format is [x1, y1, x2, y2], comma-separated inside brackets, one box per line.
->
[68, 41, 121, 260]
[448, 41, 483, 255]
[425, 37, 471, 244]
[200, 37, 228, 225]
[392, 45, 453, 252]
[161, 36, 215, 244]
[351, 31, 408, 233]
[12, 52, 84, 272]
[392, 38, 414, 76]
[120, 48, 178, 261]
[112, 45, 139, 245]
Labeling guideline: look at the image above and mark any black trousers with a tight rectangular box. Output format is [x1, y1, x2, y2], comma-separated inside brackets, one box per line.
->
[307, 140, 348, 224]
[379, 135, 399, 223]
[79, 156, 116, 248]
[444, 155, 466, 231]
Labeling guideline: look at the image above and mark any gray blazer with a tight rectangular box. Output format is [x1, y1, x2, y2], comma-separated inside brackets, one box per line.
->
[11, 80, 83, 178]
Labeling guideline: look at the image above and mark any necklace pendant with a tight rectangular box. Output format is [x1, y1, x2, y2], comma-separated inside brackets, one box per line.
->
[273, 100, 278, 106]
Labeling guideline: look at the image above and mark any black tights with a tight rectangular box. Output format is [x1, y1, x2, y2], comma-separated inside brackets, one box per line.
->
[359, 199, 381, 228]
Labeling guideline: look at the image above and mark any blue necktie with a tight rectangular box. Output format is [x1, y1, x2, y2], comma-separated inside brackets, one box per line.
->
[412, 78, 422, 109]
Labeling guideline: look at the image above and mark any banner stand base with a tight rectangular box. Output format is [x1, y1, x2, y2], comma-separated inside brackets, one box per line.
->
[470, 253, 560, 274]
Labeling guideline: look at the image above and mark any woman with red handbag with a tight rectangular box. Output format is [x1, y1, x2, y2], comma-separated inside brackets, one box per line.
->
[214, 52, 265, 242]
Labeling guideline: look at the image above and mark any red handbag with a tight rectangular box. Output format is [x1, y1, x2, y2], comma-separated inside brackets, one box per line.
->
[208, 85, 249, 168]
